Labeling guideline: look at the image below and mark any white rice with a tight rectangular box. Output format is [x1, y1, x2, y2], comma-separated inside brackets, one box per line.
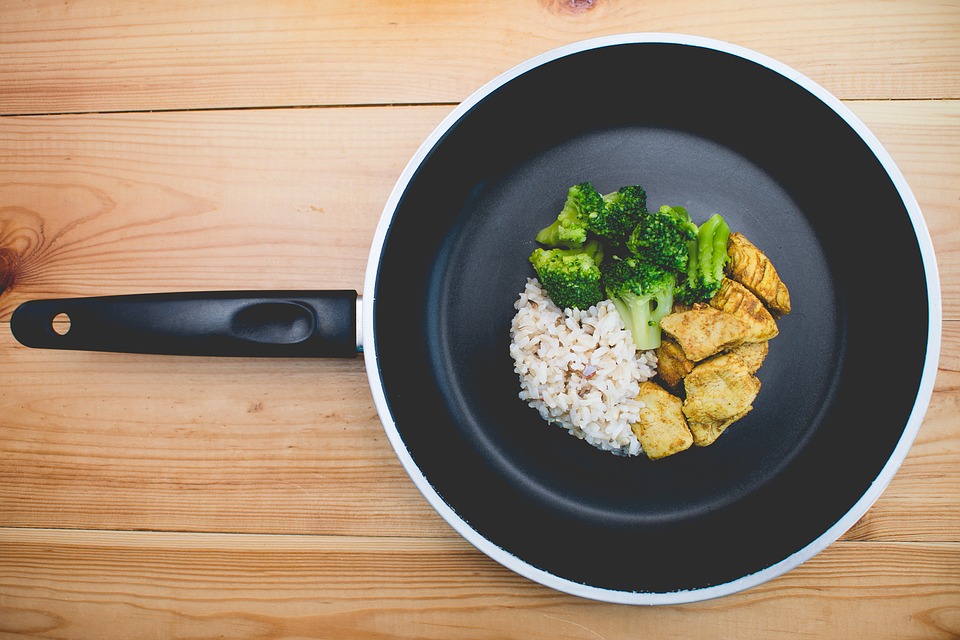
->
[509, 278, 658, 456]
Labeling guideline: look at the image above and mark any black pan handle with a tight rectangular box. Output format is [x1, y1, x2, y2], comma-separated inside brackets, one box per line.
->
[10, 291, 359, 357]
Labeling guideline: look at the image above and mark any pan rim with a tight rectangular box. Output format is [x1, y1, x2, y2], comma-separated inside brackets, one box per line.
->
[362, 32, 942, 604]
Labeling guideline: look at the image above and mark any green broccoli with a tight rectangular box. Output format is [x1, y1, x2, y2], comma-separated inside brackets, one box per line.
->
[529, 240, 605, 310]
[578, 237, 605, 265]
[534, 182, 605, 248]
[675, 213, 732, 305]
[626, 204, 698, 272]
[602, 254, 676, 350]
[589, 185, 648, 246]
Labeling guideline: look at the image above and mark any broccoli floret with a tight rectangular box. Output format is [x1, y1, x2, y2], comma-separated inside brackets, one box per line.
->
[535, 182, 605, 248]
[626, 205, 698, 272]
[529, 242, 604, 310]
[578, 237, 605, 266]
[587, 185, 648, 246]
[602, 255, 676, 350]
[675, 213, 732, 305]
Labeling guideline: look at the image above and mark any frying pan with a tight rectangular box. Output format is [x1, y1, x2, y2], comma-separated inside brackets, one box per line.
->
[9, 34, 941, 604]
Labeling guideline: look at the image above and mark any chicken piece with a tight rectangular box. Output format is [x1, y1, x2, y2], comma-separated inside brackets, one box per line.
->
[727, 340, 768, 374]
[710, 278, 779, 342]
[655, 337, 695, 389]
[726, 232, 791, 315]
[631, 381, 693, 460]
[682, 352, 761, 446]
[686, 408, 754, 448]
[659, 304, 751, 362]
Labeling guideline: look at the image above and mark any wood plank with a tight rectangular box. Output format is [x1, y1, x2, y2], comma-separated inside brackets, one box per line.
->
[941, 323, 960, 385]
[1, 0, 958, 115]
[0, 347, 448, 536]
[0, 528, 957, 639]
[0, 105, 453, 318]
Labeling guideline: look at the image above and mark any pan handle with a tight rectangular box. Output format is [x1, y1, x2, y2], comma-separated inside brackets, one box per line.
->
[10, 291, 359, 357]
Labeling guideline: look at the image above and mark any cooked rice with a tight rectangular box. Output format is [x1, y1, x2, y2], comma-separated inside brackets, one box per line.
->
[509, 278, 657, 456]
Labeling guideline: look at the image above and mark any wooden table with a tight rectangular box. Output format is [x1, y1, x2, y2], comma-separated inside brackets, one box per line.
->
[2, 2, 958, 637]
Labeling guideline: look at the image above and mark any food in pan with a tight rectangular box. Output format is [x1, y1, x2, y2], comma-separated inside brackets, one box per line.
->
[510, 180, 791, 459]
[709, 278, 779, 342]
[674, 213, 734, 306]
[727, 232, 792, 314]
[659, 304, 752, 362]
[602, 254, 676, 351]
[631, 381, 694, 459]
[527, 240, 605, 310]
[680, 350, 762, 447]
[534, 182, 647, 249]
[509, 278, 657, 456]
[653, 337, 695, 389]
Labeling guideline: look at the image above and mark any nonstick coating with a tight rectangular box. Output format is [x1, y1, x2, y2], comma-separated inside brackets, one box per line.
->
[369, 39, 932, 596]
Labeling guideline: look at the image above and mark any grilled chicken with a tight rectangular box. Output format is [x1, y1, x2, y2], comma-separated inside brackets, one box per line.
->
[659, 304, 751, 362]
[655, 337, 695, 389]
[727, 340, 768, 374]
[726, 232, 791, 315]
[682, 352, 761, 446]
[687, 407, 754, 448]
[631, 381, 693, 460]
[710, 278, 779, 342]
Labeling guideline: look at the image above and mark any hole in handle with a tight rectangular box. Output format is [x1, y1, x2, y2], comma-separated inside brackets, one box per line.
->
[52, 312, 71, 336]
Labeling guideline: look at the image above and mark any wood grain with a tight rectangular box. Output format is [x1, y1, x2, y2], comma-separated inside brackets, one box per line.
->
[0, 105, 451, 316]
[2, 0, 959, 115]
[0, 528, 957, 639]
[0, 348, 447, 536]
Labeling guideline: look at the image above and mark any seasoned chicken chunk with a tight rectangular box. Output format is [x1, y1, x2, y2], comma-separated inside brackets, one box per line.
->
[710, 278, 779, 342]
[682, 352, 761, 446]
[659, 304, 751, 362]
[727, 340, 769, 374]
[686, 407, 754, 448]
[655, 337, 695, 389]
[631, 381, 693, 460]
[726, 232, 791, 315]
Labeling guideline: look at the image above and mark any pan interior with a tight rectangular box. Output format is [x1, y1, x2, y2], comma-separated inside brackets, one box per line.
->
[373, 43, 929, 593]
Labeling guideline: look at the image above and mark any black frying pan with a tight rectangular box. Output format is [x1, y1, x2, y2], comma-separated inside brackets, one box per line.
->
[10, 34, 941, 603]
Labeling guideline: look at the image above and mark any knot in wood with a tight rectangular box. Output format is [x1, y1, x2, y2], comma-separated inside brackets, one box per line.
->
[0, 207, 47, 295]
[541, 0, 598, 15]
[0, 247, 20, 294]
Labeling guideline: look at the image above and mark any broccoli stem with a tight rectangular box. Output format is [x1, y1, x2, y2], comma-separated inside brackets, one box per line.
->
[697, 214, 719, 268]
[611, 296, 656, 351]
[685, 235, 700, 283]
[535, 215, 579, 248]
[676, 213, 731, 304]
[698, 213, 731, 279]
[610, 287, 673, 351]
